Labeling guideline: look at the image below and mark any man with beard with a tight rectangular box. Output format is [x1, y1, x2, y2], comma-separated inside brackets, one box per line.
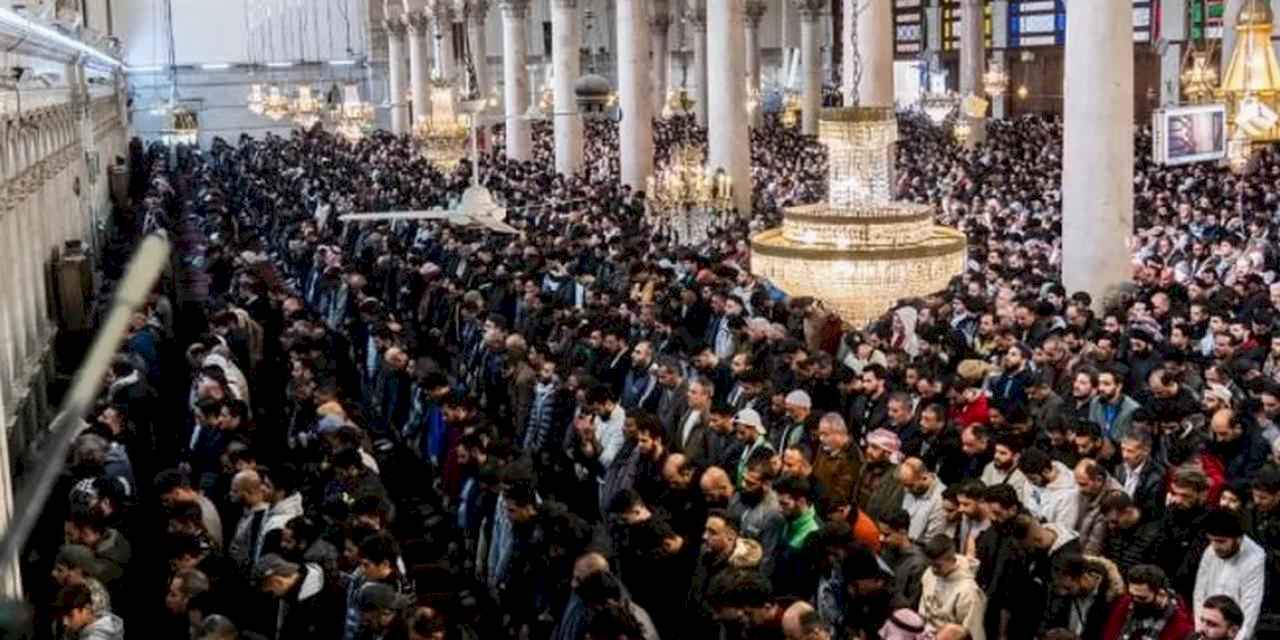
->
[980, 435, 1031, 509]
[991, 342, 1034, 413]
[1193, 510, 1265, 639]
[898, 458, 948, 543]
[687, 511, 741, 638]
[855, 429, 905, 523]
[655, 357, 690, 436]
[1073, 459, 1122, 555]
[1088, 366, 1142, 442]
[660, 454, 706, 543]
[522, 357, 574, 468]
[847, 364, 891, 437]
[706, 570, 789, 640]
[972, 484, 1034, 639]
[1067, 369, 1097, 424]
[1116, 430, 1166, 517]
[1151, 468, 1211, 601]
[620, 341, 660, 413]
[1099, 565, 1194, 640]
[1194, 595, 1246, 640]
[1206, 408, 1270, 485]
[730, 454, 787, 578]
[813, 414, 863, 518]
[1020, 447, 1080, 531]
[1100, 492, 1162, 576]
[879, 510, 928, 608]
[771, 476, 822, 598]
[840, 545, 899, 640]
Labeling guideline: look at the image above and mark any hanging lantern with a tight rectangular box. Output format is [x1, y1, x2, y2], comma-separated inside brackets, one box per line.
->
[1218, 0, 1280, 141]
[983, 59, 1009, 97]
[1180, 49, 1219, 104]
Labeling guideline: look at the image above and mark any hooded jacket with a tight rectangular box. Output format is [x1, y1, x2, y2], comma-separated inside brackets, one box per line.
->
[918, 555, 987, 640]
[76, 613, 124, 640]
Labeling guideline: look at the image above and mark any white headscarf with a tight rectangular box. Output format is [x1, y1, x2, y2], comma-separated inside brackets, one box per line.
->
[893, 306, 921, 358]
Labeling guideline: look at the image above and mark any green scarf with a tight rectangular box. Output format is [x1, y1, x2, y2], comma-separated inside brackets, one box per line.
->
[786, 507, 820, 548]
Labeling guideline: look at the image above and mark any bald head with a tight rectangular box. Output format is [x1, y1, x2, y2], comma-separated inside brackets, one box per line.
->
[700, 466, 735, 504]
[231, 469, 267, 508]
[782, 601, 816, 639]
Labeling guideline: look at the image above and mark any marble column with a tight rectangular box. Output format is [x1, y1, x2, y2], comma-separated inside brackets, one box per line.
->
[407, 11, 433, 124]
[386, 19, 410, 135]
[1063, 0, 1134, 308]
[501, 0, 533, 161]
[959, 0, 986, 145]
[689, 0, 709, 126]
[467, 0, 493, 103]
[796, 0, 825, 135]
[745, 0, 767, 127]
[1159, 0, 1187, 106]
[1223, 0, 1245, 77]
[708, 0, 751, 214]
[854, 0, 894, 107]
[552, 0, 583, 174]
[618, 0, 655, 189]
[991, 0, 1009, 118]
[650, 0, 672, 117]
[433, 1, 456, 78]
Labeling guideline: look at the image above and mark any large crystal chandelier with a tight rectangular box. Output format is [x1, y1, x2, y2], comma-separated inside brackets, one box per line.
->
[263, 84, 291, 121]
[334, 83, 376, 143]
[292, 85, 324, 129]
[646, 144, 734, 246]
[414, 70, 471, 170]
[919, 91, 959, 125]
[751, 108, 967, 326]
[247, 83, 266, 115]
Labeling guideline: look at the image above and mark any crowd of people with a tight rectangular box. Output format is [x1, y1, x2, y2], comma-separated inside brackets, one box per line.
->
[26, 100, 1280, 640]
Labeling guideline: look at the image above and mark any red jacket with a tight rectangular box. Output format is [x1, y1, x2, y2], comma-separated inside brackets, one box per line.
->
[1100, 594, 1195, 640]
[949, 394, 989, 429]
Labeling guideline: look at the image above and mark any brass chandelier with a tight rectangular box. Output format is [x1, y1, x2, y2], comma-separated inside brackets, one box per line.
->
[751, 108, 966, 327]
[646, 144, 733, 246]
[414, 69, 472, 170]
[333, 83, 376, 143]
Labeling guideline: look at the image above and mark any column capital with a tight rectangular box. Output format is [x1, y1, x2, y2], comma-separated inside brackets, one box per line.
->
[686, 0, 707, 27]
[744, 0, 768, 27]
[552, 0, 577, 10]
[385, 18, 409, 37]
[792, 0, 825, 20]
[499, 0, 530, 19]
[431, 0, 456, 25]
[464, 0, 491, 21]
[406, 11, 432, 33]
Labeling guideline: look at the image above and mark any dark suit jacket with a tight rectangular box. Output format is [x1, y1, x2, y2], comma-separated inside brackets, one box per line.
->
[847, 392, 889, 438]
[1115, 461, 1167, 516]
[670, 409, 714, 466]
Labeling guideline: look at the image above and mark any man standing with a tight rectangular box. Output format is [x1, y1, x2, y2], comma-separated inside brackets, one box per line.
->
[1100, 564, 1195, 640]
[813, 414, 863, 517]
[980, 435, 1032, 509]
[898, 458, 948, 543]
[918, 536, 987, 639]
[1193, 510, 1265, 639]
[1020, 447, 1080, 531]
